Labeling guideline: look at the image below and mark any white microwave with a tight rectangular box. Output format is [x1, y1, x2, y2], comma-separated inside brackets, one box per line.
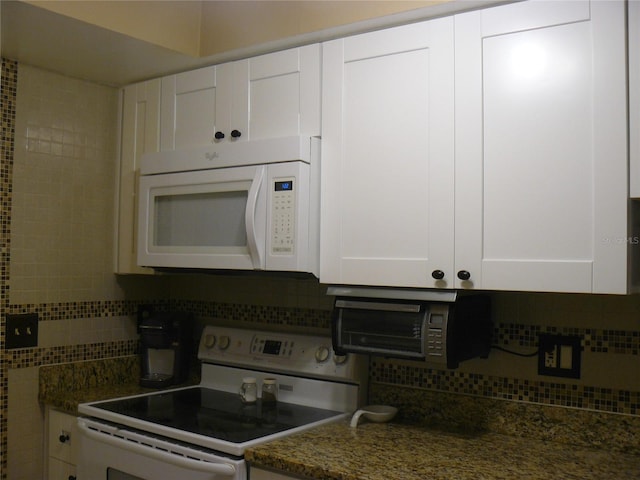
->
[137, 136, 320, 275]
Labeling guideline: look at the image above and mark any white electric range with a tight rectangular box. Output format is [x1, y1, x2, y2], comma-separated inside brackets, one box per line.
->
[76, 325, 367, 480]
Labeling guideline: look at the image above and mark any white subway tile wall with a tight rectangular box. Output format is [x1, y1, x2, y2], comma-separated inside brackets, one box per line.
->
[11, 64, 119, 305]
[7, 367, 43, 480]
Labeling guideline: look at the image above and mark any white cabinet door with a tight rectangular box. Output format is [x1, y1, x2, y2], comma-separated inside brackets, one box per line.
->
[47, 408, 78, 480]
[247, 44, 321, 140]
[160, 65, 219, 150]
[455, 0, 628, 293]
[321, 18, 455, 288]
[116, 80, 159, 274]
[47, 458, 76, 480]
[160, 45, 320, 150]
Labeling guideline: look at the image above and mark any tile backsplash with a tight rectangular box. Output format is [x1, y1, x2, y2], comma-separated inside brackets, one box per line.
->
[11, 64, 119, 305]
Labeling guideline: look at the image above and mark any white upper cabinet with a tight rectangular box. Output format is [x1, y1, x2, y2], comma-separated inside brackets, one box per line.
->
[160, 64, 221, 150]
[116, 80, 160, 274]
[455, 0, 629, 293]
[320, 18, 455, 288]
[320, 0, 633, 294]
[160, 44, 320, 150]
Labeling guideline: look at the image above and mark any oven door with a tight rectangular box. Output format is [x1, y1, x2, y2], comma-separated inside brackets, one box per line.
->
[77, 418, 245, 480]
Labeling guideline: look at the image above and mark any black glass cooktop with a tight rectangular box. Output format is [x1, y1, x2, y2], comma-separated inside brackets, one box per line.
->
[91, 387, 342, 444]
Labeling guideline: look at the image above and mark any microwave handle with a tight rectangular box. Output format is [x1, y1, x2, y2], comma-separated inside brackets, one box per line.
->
[246, 166, 265, 269]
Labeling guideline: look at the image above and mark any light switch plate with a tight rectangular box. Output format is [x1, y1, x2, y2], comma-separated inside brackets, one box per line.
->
[6, 313, 39, 349]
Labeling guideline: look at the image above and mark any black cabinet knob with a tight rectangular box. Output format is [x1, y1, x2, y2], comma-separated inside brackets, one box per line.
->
[214, 131, 225, 140]
[69, 476, 77, 480]
[431, 270, 445, 280]
[457, 270, 471, 281]
[59, 433, 70, 443]
[230, 129, 242, 138]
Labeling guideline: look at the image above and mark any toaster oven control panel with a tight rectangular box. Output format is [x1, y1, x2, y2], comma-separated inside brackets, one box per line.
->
[425, 313, 445, 359]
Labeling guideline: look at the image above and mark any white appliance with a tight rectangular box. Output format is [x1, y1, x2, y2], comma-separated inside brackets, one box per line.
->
[137, 136, 320, 274]
[77, 326, 367, 480]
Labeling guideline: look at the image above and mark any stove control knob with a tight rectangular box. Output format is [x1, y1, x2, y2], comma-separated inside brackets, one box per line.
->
[334, 354, 348, 365]
[315, 346, 330, 363]
[204, 334, 216, 349]
[218, 335, 230, 350]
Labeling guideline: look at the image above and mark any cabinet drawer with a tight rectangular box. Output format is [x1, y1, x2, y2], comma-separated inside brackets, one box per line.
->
[48, 409, 77, 464]
[48, 457, 76, 480]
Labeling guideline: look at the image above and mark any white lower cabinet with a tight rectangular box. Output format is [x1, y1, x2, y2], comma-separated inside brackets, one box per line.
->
[48, 458, 76, 480]
[46, 408, 77, 480]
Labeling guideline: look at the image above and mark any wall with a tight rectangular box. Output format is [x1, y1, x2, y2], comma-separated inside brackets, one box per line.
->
[26, 0, 203, 57]
[25, 0, 441, 58]
[2, 60, 170, 480]
[198, 1, 441, 56]
[174, 275, 640, 417]
[2, 56, 640, 479]
[370, 292, 640, 415]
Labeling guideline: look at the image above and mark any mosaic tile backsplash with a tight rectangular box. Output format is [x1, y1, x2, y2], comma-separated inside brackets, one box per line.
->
[5, 297, 638, 418]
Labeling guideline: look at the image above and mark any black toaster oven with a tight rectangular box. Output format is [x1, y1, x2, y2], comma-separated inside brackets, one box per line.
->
[329, 287, 492, 369]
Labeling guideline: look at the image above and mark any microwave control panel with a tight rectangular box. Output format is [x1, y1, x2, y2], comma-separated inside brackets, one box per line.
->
[271, 178, 296, 255]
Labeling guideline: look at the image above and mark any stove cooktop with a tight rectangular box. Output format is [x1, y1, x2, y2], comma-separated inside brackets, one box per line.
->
[86, 386, 343, 446]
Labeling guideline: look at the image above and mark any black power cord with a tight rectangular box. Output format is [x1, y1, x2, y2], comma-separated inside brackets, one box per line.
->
[491, 345, 539, 358]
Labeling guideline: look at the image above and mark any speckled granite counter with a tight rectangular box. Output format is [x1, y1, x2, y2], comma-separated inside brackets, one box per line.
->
[39, 356, 199, 414]
[40, 358, 640, 479]
[246, 420, 640, 480]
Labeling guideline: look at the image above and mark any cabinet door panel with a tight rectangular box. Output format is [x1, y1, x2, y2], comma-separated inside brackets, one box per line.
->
[161, 66, 216, 150]
[48, 458, 76, 480]
[250, 73, 300, 139]
[482, 22, 593, 262]
[248, 45, 320, 139]
[117, 80, 159, 274]
[321, 18, 454, 288]
[480, 0, 589, 36]
[455, 0, 627, 293]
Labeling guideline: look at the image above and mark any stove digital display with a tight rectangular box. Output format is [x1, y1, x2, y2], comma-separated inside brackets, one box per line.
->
[263, 340, 282, 355]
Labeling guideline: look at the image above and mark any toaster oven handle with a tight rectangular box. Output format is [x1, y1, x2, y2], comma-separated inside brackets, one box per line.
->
[246, 166, 265, 269]
[78, 420, 237, 477]
[334, 299, 421, 313]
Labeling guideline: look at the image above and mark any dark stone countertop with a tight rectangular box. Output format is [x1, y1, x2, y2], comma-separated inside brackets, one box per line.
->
[246, 419, 640, 480]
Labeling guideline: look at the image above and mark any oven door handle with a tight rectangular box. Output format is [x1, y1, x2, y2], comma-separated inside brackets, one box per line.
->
[78, 420, 237, 477]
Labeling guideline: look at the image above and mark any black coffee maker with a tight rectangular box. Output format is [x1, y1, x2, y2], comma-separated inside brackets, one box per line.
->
[137, 307, 194, 388]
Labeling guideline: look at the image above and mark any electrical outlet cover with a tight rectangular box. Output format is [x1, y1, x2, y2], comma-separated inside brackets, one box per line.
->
[538, 333, 581, 379]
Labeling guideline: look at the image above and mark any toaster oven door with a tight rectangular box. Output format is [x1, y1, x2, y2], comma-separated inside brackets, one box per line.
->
[332, 299, 448, 359]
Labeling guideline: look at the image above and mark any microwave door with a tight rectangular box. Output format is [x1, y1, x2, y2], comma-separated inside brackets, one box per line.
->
[137, 166, 267, 270]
